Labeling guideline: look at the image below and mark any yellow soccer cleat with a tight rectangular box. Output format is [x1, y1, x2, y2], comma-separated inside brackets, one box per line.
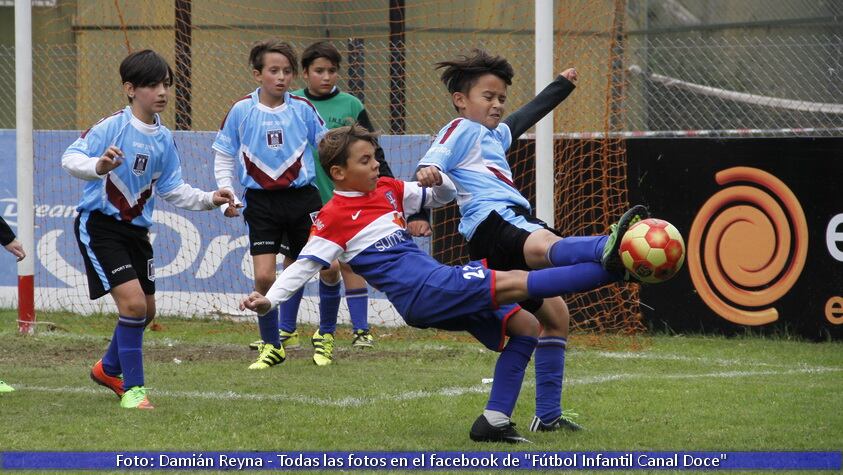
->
[311, 330, 335, 366]
[248, 343, 286, 370]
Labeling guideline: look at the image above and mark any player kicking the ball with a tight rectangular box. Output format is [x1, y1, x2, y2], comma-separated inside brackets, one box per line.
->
[241, 125, 641, 443]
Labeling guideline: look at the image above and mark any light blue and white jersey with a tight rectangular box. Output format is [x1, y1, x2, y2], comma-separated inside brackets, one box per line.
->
[62, 107, 201, 228]
[212, 88, 328, 190]
[419, 118, 531, 240]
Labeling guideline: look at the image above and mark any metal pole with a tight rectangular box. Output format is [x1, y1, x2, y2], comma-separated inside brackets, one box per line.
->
[388, 0, 406, 134]
[534, 0, 554, 225]
[15, 0, 35, 334]
[175, 0, 192, 130]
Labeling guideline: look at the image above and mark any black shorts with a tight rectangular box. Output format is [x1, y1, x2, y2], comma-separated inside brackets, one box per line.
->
[74, 210, 155, 300]
[242, 186, 323, 257]
[467, 207, 557, 314]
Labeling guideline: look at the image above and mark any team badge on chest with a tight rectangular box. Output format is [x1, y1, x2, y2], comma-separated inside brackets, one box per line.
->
[385, 191, 398, 210]
[266, 129, 284, 149]
[132, 153, 149, 176]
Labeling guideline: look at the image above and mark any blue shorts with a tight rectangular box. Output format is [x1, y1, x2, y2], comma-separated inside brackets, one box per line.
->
[403, 260, 521, 352]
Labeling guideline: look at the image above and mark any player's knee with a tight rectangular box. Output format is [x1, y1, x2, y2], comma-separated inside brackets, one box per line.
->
[254, 273, 276, 294]
[506, 310, 541, 338]
[536, 297, 569, 335]
[321, 262, 341, 284]
[122, 299, 147, 318]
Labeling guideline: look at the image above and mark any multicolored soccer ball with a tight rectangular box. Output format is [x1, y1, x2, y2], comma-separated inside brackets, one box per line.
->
[619, 218, 686, 284]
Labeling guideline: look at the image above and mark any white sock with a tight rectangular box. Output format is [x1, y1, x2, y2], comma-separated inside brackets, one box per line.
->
[483, 410, 510, 427]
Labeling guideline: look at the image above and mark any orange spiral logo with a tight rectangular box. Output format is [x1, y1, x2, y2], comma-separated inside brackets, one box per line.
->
[688, 167, 808, 326]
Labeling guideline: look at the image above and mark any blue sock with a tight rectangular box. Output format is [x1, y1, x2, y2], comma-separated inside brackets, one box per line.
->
[258, 307, 281, 348]
[486, 335, 538, 416]
[546, 236, 607, 266]
[116, 315, 146, 389]
[527, 262, 616, 297]
[535, 336, 567, 423]
[279, 288, 304, 333]
[346, 287, 369, 332]
[102, 326, 121, 376]
[319, 278, 341, 335]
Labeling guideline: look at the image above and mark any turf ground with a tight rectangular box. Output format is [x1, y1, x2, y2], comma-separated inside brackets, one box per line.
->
[0, 309, 840, 472]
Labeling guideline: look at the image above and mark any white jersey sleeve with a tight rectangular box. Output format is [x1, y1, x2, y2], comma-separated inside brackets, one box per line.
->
[156, 138, 215, 210]
[401, 174, 457, 216]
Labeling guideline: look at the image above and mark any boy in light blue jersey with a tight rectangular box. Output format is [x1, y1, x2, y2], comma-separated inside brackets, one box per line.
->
[241, 125, 623, 443]
[62, 50, 236, 409]
[213, 39, 342, 368]
[419, 49, 649, 432]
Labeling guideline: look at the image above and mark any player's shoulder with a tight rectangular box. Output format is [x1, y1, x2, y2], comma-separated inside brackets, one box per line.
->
[337, 91, 364, 107]
[436, 117, 480, 143]
[219, 91, 255, 128]
[81, 108, 128, 138]
[376, 176, 403, 192]
[288, 92, 319, 114]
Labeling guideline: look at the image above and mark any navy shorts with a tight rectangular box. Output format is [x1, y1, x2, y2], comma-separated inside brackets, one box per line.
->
[403, 260, 521, 352]
[242, 186, 322, 257]
[468, 207, 557, 314]
[74, 210, 155, 300]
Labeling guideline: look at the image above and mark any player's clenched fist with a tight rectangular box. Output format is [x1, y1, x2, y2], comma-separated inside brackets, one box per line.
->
[95, 146, 124, 175]
[416, 166, 443, 187]
[560, 67, 578, 85]
[240, 291, 271, 315]
[212, 188, 240, 208]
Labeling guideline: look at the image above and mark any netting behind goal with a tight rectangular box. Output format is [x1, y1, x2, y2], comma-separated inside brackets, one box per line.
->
[14, 0, 642, 333]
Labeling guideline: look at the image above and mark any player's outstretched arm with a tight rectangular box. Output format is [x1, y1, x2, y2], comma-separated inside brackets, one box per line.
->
[246, 258, 324, 315]
[213, 151, 243, 216]
[0, 217, 24, 261]
[503, 69, 578, 139]
[417, 167, 457, 206]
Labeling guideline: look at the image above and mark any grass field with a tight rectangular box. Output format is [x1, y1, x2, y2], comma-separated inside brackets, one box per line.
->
[0, 309, 841, 467]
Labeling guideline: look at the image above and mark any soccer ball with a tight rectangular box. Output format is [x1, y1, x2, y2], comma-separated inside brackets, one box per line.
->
[619, 218, 685, 284]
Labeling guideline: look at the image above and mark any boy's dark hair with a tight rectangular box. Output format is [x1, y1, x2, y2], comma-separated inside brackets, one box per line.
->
[301, 41, 342, 70]
[249, 39, 298, 74]
[119, 50, 173, 100]
[435, 49, 514, 95]
[318, 124, 379, 172]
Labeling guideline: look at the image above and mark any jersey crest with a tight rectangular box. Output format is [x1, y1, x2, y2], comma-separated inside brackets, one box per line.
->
[132, 153, 149, 176]
[266, 129, 283, 148]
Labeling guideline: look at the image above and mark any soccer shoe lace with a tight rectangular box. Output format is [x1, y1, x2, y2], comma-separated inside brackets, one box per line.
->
[90, 359, 125, 397]
[120, 386, 154, 410]
[280, 330, 301, 349]
[248, 343, 286, 370]
[311, 330, 335, 366]
[351, 329, 374, 348]
[601, 204, 650, 274]
[469, 415, 531, 444]
[0, 380, 14, 393]
[529, 410, 584, 432]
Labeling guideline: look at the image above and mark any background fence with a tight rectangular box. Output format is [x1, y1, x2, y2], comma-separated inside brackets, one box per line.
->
[0, 0, 840, 333]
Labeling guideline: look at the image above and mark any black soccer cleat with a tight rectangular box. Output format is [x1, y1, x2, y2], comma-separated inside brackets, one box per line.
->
[469, 415, 531, 444]
[528, 414, 584, 432]
[601, 204, 650, 274]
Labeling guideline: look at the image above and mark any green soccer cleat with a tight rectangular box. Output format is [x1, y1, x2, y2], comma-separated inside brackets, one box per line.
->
[280, 330, 301, 349]
[248, 330, 301, 351]
[120, 386, 154, 410]
[351, 329, 374, 348]
[248, 343, 286, 370]
[0, 380, 14, 393]
[529, 410, 583, 432]
[311, 330, 335, 366]
[601, 204, 650, 274]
